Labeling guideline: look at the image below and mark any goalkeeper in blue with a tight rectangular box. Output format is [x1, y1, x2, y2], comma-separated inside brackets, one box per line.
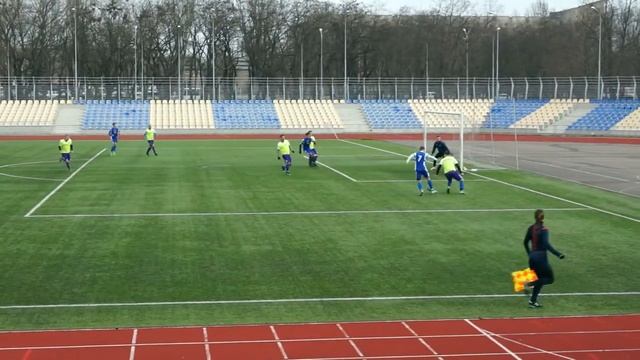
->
[436, 151, 465, 194]
[108, 122, 119, 155]
[406, 146, 438, 196]
[298, 131, 318, 167]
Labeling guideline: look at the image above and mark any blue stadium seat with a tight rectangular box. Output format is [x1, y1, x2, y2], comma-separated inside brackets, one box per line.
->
[482, 100, 548, 129]
[568, 100, 640, 131]
[81, 100, 150, 130]
[213, 100, 281, 129]
[360, 101, 422, 129]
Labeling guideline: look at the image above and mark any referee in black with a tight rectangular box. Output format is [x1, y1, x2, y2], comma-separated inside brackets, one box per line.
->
[431, 135, 449, 169]
[523, 209, 565, 308]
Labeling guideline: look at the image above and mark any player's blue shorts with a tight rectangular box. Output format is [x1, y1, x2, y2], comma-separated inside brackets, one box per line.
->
[445, 170, 463, 181]
[416, 169, 430, 180]
[305, 149, 317, 156]
[147, 140, 154, 145]
[282, 154, 292, 163]
[111, 136, 118, 143]
[61, 153, 71, 161]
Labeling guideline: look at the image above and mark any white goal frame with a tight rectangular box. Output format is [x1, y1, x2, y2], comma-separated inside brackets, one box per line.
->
[420, 110, 465, 170]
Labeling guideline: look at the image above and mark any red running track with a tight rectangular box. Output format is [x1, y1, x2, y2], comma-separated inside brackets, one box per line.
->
[0, 314, 638, 360]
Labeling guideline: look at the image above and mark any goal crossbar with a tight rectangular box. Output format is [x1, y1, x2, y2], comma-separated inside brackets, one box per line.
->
[420, 110, 465, 170]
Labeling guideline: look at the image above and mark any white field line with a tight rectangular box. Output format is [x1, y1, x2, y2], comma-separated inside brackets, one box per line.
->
[24, 149, 106, 217]
[202, 327, 212, 360]
[0, 172, 63, 182]
[128, 328, 138, 360]
[485, 329, 575, 360]
[340, 140, 640, 224]
[336, 323, 365, 358]
[25, 207, 589, 219]
[0, 291, 637, 310]
[310, 157, 358, 182]
[402, 321, 443, 360]
[0, 159, 90, 169]
[357, 179, 490, 183]
[464, 319, 522, 360]
[270, 325, 289, 359]
[470, 172, 640, 224]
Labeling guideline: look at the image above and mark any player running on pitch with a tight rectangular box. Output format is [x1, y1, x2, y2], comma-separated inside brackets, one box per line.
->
[431, 135, 449, 169]
[58, 134, 73, 170]
[277, 134, 294, 175]
[299, 131, 318, 167]
[108, 122, 119, 155]
[436, 151, 465, 194]
[523, 209, 565, 308]
[406, 146, 438, 196]
[144, 124, 158, 156]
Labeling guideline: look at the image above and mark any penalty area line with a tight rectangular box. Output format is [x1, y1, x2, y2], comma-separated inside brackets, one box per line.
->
[24, 149, 106, 218]
[25, 208, 589, 219]
[340, 139, 640, 224]
[305, 156, 357, 182]
[0, 292, 638, 310]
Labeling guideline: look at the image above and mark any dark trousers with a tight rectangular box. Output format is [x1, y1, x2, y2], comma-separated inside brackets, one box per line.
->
[528, 252, 555, 303]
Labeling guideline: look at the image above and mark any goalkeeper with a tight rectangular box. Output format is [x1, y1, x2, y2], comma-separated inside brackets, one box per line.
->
[298, 131, 318, 167]
[523, 209, 565, 308]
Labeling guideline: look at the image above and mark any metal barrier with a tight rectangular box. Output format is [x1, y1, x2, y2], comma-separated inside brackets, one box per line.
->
[0, 76, 637, 102]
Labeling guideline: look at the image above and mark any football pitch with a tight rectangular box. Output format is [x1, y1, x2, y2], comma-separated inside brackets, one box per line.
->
[0, 138, 638, 331]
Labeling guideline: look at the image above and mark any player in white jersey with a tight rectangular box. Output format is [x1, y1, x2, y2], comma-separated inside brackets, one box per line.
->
[406, 146, 438, 196]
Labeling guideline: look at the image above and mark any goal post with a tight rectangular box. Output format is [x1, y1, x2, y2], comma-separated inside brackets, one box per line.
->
[419, 110, 466, 171]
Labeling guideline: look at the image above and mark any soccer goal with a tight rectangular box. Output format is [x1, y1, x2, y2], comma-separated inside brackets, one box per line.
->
[419, 110, 467, 170]
[419, 110, 505, 172]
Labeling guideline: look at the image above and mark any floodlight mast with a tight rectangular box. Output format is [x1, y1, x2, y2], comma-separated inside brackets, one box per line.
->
[591, 5, 603, 100]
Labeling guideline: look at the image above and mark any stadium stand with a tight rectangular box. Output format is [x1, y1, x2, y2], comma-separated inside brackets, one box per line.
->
[82, 100, 150, 130]
[510, 99, 584, 129]
[213, 100, 280, 129]
[612, 107, 640, 131]
[482, 100, 548, 129]
[358, 100, 422, 129]
[409, 99, 493, 128]
[0, 100, 59, 126]
[568, 100, 640, 131]
[150, 100, 214, 129]
[274, 100, 344, 129]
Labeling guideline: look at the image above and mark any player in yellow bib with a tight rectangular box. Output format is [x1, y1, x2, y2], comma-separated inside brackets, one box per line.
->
[144, 125, 158, 156]
[276, 134, 294, 175]
[58, 134, 73, 170]
[436, 151, 464, 194]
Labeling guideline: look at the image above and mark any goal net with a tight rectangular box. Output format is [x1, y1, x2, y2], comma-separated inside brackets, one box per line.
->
[419, 110, 505, 171]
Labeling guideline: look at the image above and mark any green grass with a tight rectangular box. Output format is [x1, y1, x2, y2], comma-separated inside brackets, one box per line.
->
[0, 139, 638, 331]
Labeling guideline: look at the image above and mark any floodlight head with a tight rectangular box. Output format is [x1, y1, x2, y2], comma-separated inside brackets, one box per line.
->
[319, 28, 323, 33]
[497, 26, 501, 31]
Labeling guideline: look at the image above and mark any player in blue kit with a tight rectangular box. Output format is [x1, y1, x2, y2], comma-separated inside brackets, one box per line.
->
[108, 122, 119, 155]
[298, 131, 318, 167]
[406, 146, 438, 196]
